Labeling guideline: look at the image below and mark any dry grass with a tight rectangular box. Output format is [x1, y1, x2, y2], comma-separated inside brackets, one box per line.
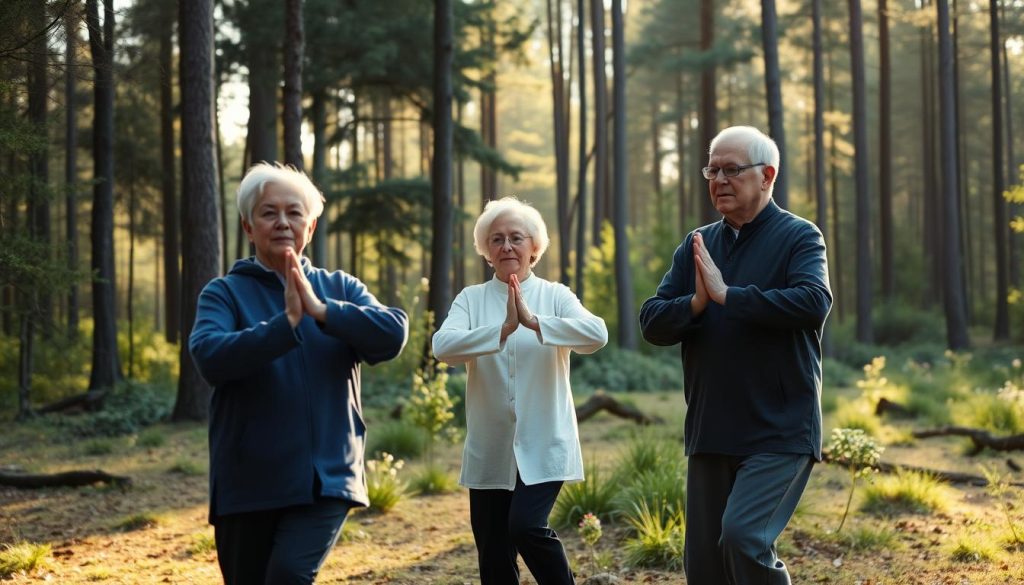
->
[2, 391, 1023, 583]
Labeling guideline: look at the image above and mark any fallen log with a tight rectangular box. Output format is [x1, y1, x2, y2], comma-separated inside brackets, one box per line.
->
[912, 426, 1024, 455]
[0, 469, 131, 489]
[823, 455, 1024, 487]
[37, 390, 108, 414]
[575, 391, 663, 425]
[874, 397, 913, 418]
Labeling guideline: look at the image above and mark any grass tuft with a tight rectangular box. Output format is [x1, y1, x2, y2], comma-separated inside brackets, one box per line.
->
[861, 470, 949, 516]
[115, 512, 161, 531]
[949, 539, 997, 562]
[366, 421, 425, 460]
[0, 542, 50, 578]
[622, 501, 684, 570]
[410, 465, 458, 495]
[187, 533, 216, 556]
[168, 458, 205, 476]
[551, 461, 619, 529]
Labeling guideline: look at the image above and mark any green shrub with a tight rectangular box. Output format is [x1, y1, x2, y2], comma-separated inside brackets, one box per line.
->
[82, 438, 116, 456]
[571, 348, 680, 393]
[950, 539, 997, 562]
[861, 470, 949, 516]
[0, 542, 50, 578]
[614, 463, 686, 524]
[951, 383, 1024, 435]
[135, 428, 167, 448]
[832, 398, 883, 438]
[613, 430, 682, 479]
[365, 452, 408, 513]
[822, 358, 860, 389]
[52, 381, 173, 438]
[622, 501, 684, 570]
[410, 464, 458, 495]
[551, 461, 619, 529]
[872, 302, 945, 346]
[366, 421, 425, 460]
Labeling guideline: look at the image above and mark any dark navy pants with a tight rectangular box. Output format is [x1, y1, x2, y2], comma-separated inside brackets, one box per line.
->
[469, 475, 575, 585]
[684, 453, 814, 585]
[214, 497, 352, 585]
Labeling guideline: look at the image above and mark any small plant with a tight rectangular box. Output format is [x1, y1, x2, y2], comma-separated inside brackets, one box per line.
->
[168, 458, 205, 476]
[614, 430, 681, 478]
[411, 464, 457, 495]
[367, 421, 425, 460]
[832, 398, 883, 437]
[136, 428, 167, 448]
[551, 461, 619, 529]
[856, 356, 889, 403]
[861, 469, 948, 516]
[979, 463, 1023, 547]
[623, 501, 684, 570]
[829, 524, 898, 551]
[115, 512, 161, 531]
[825, 427, 883, 532]
[0, 542, 50, 578]
[613, 463, 686, 524]
[188, 532, 216, 556]
[576, 512, 611, 572]
[950, 539, 996, 562]
[82, 438, 116, 456]
[404, 360, 456, 466]
[366, 452, 407, 513]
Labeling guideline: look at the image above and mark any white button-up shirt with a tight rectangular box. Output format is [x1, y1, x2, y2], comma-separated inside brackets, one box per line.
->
[432, 274, 608, 489]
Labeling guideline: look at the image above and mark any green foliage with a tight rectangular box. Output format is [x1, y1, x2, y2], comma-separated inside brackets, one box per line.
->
[187, 533, 216, 557]
[622, 501, 684, 570]
[832, 398, 883, 437]
[0, 542, 50, 578]
[168, 458, 205, 476]
[950, 539, 997, 562]
[979, 464, 1024, 546]
[822, 358, 860, 390]
[829, 525, 898, 551]
[404, 360, 457, 465]
[825, 428, 884, 532]
[115, 512, 162, 532]
[366, 421, 425, 460]
[613, 430, 683, 479]
[551, 461, 619, 529]
[410, 464, 457, 495]
[951, 382, 1024, 435]
[52, 381, 173, 438]
[135, 428, 167, 448]
[614, 463, 687, 526]
[871, 302, 945, 346]
[571, 348, 680, 393]
[81, 439, 116, 456]
[365, 452, 408, 513]
[861, 470, 949, 516]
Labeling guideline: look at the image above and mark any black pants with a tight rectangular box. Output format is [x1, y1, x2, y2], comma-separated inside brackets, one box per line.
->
[214, 497, 352, 585]
[469, 475, 575, 585]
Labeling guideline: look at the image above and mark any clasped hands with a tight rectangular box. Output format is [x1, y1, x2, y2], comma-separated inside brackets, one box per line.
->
[284, 248, 327, 328]
[501, 274, 540, 341]
[691, 232, 728, 315]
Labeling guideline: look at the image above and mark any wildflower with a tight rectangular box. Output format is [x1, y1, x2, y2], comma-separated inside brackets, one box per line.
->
[577, 512, 602, 547]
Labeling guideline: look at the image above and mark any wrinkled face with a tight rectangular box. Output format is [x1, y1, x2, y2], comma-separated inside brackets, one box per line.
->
[707, 138, 773, 226]
[242, 183, 316, 265]
[486, 213, 536, 281]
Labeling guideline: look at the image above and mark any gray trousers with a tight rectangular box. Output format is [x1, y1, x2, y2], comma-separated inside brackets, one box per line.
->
[684, 453, 814, 585]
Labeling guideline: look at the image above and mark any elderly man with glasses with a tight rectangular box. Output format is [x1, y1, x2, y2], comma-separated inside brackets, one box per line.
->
[639, 125, 832, 584]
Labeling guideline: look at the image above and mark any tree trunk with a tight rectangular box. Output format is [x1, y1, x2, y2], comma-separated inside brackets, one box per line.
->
[760, 0, 787, 209]
[611, 0, 635, 350]
[65, 6, 80, 340]
[86, 0, 121, 394]
[454, 103, 466, 294]
[311, 87, 328, 265]
[29, 0, 51, 340]
[127, 158, 136, 379]
[547, 0, 571, 286]
[590, 0, 608, 246]
[283, 0, 304, 172]
[827, 43, 844, 324]
[937, 0, 970, 349]
[989, 0, 1010, 340]
[428, 0, 454, 330]
[575, 0, 588, 300]
[17, 312, 35, 420]
[159, 0, 179, 344]
[848, 0, 873, 344]
[699, 0, 716, 225]
[1005, 7, 1020, 288]
[247, 36, 278, 165]
[174, 0, 222, 421]
[811, 0, 830, 355]
[878, 0, 893, 300]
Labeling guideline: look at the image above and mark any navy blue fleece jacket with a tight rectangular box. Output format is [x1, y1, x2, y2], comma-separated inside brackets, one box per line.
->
[189, 257, 408, 520]
[639, 201, 832, 459]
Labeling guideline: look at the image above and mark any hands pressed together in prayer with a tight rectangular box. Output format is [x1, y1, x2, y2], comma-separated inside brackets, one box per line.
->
[284, 248, 327, 328]
[690, 232, 728, 316]
[501, 274, 540, 341]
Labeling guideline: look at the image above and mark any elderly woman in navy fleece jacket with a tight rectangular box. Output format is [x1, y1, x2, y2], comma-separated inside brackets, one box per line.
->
[189, 163, 408, 585]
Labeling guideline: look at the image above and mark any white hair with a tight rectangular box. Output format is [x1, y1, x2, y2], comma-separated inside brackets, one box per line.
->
[709, 125, 780, 190]
[237, 162, 325, 223]
[472, 196, 550, 267]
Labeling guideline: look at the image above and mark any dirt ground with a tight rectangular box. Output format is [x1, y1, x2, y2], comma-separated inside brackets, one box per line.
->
[2, 391, 1023, 584]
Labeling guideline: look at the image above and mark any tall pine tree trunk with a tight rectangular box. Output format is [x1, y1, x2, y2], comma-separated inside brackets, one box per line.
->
[590, 0, 608, 246]
[760, 0, 787, 209]
[65, 6, 80, 340]
[86, 0, 122, 394]
[699, 0, 717, 225]
[938, 0, 970, 348]
[988, 0, 1010, 340]
[159, 0, 180, 344]
[174, 0, 222, 421]
[428, 0, 454, 330]
[848, 0, 873, 344]
[547, 0, 571, 286]
[878, 0, 894, 300]
[611, 0, 635, 350]
[311, 88, 328, 265]
[575, 0, 588, 300]
[811, 0, 831, 355]
[283, 0, 304, 171]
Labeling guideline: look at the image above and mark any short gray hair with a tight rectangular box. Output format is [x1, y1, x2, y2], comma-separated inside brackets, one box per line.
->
[472, 196, 550, 267]
[709, 125, 780, 189]
[237, 162, 325, 223]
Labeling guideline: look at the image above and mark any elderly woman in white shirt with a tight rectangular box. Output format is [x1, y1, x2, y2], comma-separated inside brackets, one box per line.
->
[432, 197, 608, 585]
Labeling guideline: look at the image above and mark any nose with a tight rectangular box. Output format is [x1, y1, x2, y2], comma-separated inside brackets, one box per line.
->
[500, 238, 513, 251]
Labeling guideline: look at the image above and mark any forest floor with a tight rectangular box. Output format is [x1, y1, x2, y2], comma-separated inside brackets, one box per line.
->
[2, 390, 1024, 584]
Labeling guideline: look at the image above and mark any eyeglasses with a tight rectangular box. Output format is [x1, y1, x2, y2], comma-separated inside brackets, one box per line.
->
[488, 233, 532, 248]
[701, 163, 767, 180]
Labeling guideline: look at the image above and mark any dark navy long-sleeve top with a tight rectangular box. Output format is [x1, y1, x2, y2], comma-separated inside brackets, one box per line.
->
[639, 201, 832, 459]
[189, 257, 408, 520]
